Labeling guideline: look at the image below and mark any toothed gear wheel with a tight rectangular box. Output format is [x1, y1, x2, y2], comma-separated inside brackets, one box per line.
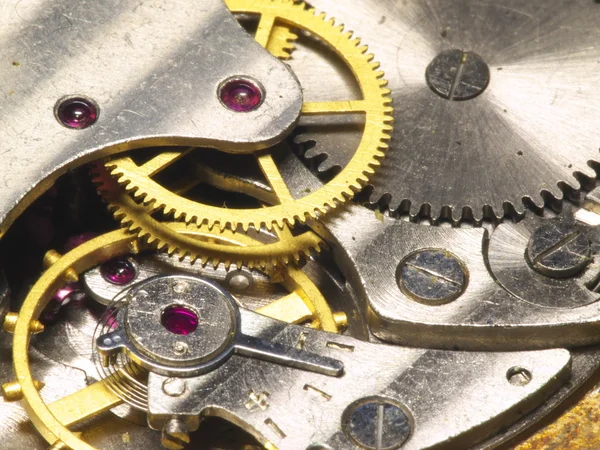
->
[106, 0, 393, 232]
[226, 0, 299, 60]
[92, 163, 327, 270]
[293, 0, 600, 222]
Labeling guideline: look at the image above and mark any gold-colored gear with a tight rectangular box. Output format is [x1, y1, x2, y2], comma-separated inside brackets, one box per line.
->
[93, 163, 326, 270]
[7, 226, 344, 450]
[229, 0, 299, 60]
[107, 0, 393, 232]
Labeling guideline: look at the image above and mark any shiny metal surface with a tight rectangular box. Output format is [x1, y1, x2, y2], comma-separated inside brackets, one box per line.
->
[489, 210, 600, 309]
[298, 0, 600, 220]
[145, 310, 572, 449]
[0, 0, 302, 235]
[83, 252, 278, 307]
[320, 205, 600, 350]
[1, 230, 361, 449]
[98, 275, 344, 378]
[99, 276, 239, 372]
[9, 303, 598, 450]
[0, 307, 161, 450]
[2, 1, 600, 448]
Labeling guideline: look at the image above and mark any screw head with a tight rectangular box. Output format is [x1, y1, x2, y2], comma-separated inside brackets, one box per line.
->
[526, 219, 591, 279]
[426, 49, 490, 101]
[173, 341, 189, 356]
[219, 77, 264, 112]
[397, 250, 467, 305]
[161, 418, 190, 450]
[55, 96, 99, 129]
[507, 366, 532, 386]
[343, 398, 411, 449]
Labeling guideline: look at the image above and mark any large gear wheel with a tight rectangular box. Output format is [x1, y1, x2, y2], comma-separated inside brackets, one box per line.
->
[8, 226, 343, 450]
[294, 0, 600, 222]
[106, 0, 393, 232]
[92, 162, 327, 270]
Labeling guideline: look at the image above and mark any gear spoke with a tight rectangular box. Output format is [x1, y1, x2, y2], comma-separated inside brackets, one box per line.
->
[255, 13, 277, 48]
[256, 152, 295, 204]
[48, 378, 123, 428]
[194, 162, 277, 205]
[256, 292, 314, 324]
[283, 267, 339, 332]
[133, 149, 192, 177]
[302, 100, 368, 115]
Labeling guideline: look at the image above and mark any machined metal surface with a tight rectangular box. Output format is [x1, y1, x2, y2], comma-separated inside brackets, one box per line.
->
[2, 0, 600, 448]
[488, 211, 600, 309]
[97, 275, 344, 377]
[145, 310, 572, 450]
[296, 0, 600, 220]
[320, 205, 600, 350]
[83, 252, 277, 307]
[7, 299, 600, 450]
[0, 0, 302, 235]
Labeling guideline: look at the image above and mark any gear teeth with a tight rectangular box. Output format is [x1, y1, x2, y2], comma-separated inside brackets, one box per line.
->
[106, 0, 393, 233]
[366, 166, 598, 224]
[94, 163, 326, 270]
[122, 185, 321, 269]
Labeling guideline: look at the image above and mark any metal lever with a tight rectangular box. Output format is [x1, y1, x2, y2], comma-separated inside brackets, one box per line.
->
[0, 0, 302, 236]
[235, 334, 344, 377]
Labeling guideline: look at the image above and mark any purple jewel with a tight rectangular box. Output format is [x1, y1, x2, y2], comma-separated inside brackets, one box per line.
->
[161, 306, 199, 336]
[100, 258, 137, 285]
[56, 97, 98, 129]
[53, 283, 80, 306]
[219, 78, 263, 112]
[42, 283, 84, 324]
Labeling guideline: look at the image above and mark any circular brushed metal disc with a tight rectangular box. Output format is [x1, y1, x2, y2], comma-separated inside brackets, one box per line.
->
[293, 0, 600, 221]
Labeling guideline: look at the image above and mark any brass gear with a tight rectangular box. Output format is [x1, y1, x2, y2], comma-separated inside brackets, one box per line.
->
[107, 0, 393, 232]
[92, 163, 326, 270]
[7, 227, 344, 450]
[226, 0, 299, 60]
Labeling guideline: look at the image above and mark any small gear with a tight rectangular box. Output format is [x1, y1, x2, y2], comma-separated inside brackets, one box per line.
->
[107, 0, 393, 232]
[292, 0, 600, 223]
[92, 163, 326, 270]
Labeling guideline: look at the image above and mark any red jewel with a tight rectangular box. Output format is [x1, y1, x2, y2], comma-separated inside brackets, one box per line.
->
[56, 97, 98, 129]
[100, 258, 137, 285]
[161, 305, 199, 336]
[220, 79, 263, 112]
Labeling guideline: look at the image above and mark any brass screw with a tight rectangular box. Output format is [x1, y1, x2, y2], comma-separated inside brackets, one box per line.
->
[1, 379, 45, 402]
[3, 312, 45, 334]
[43, 250, 78, 283]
